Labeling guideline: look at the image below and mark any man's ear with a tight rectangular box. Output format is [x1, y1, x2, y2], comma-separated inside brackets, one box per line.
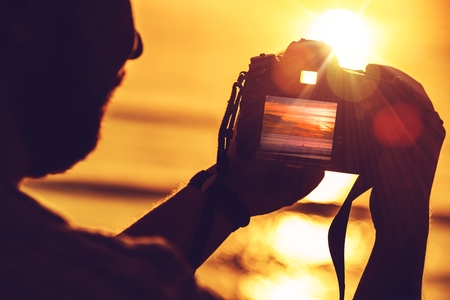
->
[0, 0, 58, 46]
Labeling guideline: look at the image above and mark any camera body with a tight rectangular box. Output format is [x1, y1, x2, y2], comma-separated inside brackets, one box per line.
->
[235, 39, 390, 174]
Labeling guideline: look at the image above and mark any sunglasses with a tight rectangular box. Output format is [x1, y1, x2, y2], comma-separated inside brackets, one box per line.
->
[130, 31, 143, 60]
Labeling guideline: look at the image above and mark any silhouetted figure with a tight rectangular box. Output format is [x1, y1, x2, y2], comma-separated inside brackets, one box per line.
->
[0, 0, 444, 299]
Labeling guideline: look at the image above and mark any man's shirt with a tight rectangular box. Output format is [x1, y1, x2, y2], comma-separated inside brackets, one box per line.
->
[0, 184, 217, 299]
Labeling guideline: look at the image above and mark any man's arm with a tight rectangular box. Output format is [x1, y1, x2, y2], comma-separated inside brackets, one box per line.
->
[120, 162, 324, 267]
[354, 71, 445, 299]
[354, 149, 434, 299]
[120, 180, 235, 266]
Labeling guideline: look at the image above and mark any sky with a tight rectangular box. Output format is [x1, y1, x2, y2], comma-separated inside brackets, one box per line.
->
[114, 0, 450, 211]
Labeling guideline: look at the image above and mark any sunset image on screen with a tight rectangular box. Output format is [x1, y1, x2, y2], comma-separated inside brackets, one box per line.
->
[260, 95, 337, 161]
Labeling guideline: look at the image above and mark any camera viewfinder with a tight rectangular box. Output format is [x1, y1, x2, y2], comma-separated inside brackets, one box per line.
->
[300, 70, 317, 85]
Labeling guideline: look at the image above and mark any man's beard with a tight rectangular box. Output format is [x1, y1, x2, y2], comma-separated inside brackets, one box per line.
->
[15, 16, 124, 178]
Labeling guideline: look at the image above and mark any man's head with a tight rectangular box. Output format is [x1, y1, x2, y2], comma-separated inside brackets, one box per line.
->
[0, 0, 141, 178]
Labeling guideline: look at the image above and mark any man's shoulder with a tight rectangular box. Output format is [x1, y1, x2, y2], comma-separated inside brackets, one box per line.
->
[0, 187, 206, 299]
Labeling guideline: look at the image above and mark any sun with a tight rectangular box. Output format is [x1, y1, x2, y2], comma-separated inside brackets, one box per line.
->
[306, 9, 371, 70]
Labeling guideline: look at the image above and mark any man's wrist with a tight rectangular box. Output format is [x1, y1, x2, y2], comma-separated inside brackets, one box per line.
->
[188, 170, 250, 230]
[188, 170, 215, 190]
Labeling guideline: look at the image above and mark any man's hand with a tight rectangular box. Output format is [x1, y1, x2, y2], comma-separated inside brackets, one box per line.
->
[222, 139, 325, 216]
[353, 67, 445, 299]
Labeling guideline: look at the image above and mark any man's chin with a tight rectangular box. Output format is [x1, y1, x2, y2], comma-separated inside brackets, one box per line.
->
[24, 116, 102, 179]
[26, 145, 99, 179]
[26, 144, 98, 179]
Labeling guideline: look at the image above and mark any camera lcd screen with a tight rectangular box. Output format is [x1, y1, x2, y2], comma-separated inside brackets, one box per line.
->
[259, 95, 337, 162]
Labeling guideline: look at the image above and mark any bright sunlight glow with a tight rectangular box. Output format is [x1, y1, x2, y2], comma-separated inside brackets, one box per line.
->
[305, 171, 358, 204]
[306, 9, 371, 70]
[273, 214, 330, 264]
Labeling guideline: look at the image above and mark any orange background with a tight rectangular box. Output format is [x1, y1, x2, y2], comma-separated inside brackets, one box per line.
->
[23, 0, 450, 299]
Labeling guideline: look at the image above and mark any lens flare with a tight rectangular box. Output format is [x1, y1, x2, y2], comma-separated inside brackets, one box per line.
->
[306, 9, 371, 70]
[372, 103, 423, 148]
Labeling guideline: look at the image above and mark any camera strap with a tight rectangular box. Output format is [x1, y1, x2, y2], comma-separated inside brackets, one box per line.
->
[216, 72, 247, 176]
[188, 72, 247, 269]
[328, 176, 372, 300]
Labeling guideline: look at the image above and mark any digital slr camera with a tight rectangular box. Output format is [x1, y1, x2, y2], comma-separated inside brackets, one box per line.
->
[235, 39, 404, 175]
